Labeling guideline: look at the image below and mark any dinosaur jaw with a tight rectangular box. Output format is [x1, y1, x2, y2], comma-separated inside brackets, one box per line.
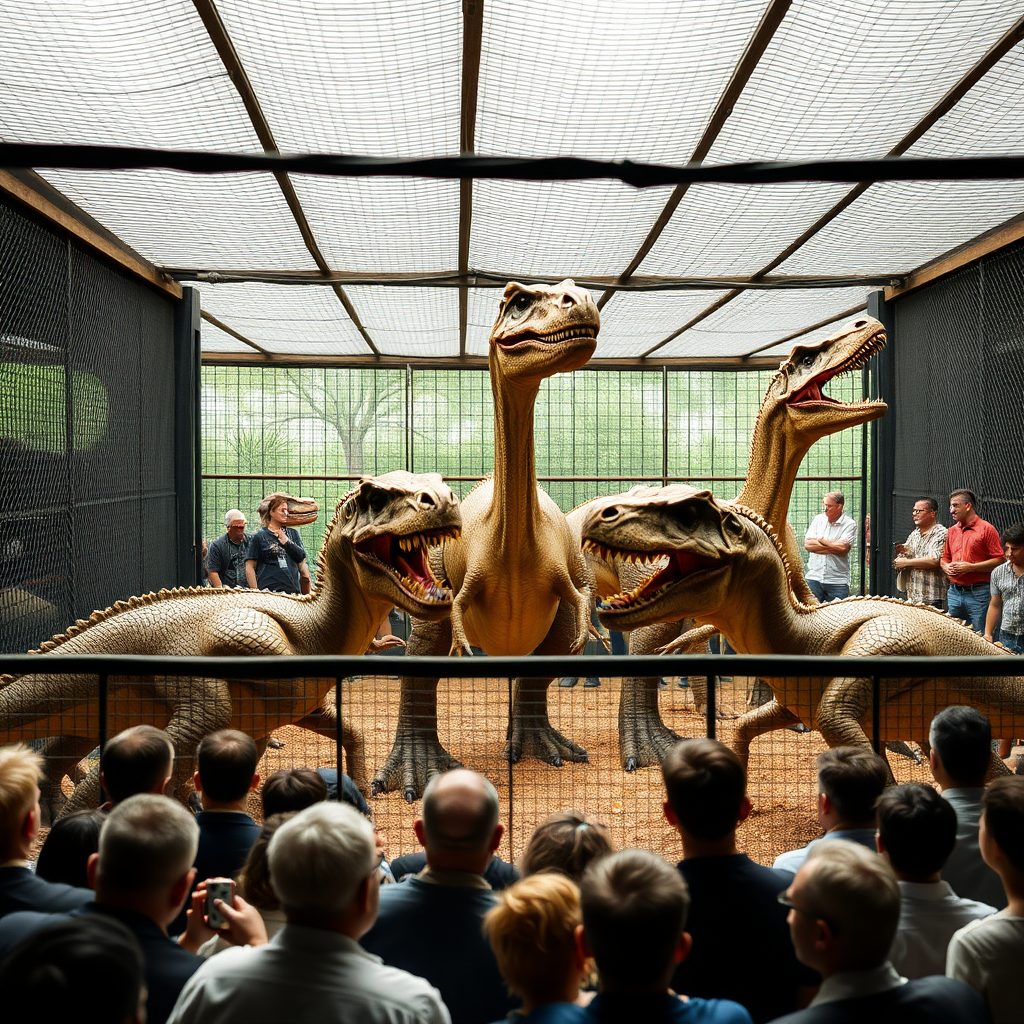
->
[493, 328, 597, 378]
[354, 528, 459, 618]
[584, 540, 728, 628]
[495, 326, 598, 352]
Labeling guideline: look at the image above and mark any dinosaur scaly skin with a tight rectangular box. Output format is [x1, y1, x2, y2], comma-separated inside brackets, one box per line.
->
[582, 486, 1023, 777]
[0, 472, 460, 806]
[372, 280, 599, 800]
[567, 316, 887, 770]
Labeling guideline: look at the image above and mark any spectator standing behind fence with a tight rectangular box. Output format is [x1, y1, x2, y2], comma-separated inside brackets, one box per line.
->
[207, 509, 252, 589]
[941, 489, 1004, 634]
[772, 841, 991, 1024]
[984, 522, 1024, 654]
[946, 777, 1024, 1024]
[875, 783, 996, 979]
[245, 493, 311, 594]
[894, 498, 948, 608]
[804, 491, 857, 602]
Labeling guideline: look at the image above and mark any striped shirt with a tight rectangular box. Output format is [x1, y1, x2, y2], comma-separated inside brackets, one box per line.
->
[903, 524, 948, 605]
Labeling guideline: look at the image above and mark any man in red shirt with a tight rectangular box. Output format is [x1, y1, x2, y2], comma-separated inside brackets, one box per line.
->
[941, 489, 1005, 634]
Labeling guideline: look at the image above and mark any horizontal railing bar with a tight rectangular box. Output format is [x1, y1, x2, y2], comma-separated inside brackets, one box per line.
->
[1, 652, 1019, 679]
[202, 473, 862, 484]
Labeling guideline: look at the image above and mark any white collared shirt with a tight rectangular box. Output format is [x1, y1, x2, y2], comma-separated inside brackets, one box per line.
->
[811, 962, 906, 1007]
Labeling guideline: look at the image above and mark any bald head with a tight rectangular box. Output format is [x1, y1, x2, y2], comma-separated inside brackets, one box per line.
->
[418, 769, 502, 872]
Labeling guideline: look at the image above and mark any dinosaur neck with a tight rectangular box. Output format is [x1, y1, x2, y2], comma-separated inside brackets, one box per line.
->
[734, 405, 808, 527]
[306, 548, 386, 655]
[713, 545, 809, 656]
[490, 360, 542, 533]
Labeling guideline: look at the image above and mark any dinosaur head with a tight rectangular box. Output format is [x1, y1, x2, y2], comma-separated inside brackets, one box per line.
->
[581, 485, 769, 630]
[257, 492, 320, 527]
[762, 315, 887, 443]
[489, 279, 599, 381]
[329, 471, 460, 621]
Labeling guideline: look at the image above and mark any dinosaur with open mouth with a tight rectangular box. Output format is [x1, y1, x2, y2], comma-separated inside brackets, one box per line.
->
[0, 472, 460, 812]
[582, 486, 1022, 779]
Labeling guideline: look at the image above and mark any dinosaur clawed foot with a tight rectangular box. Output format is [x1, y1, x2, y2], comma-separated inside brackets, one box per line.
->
[370, 735, 463, 802]
[505, 720, 588, 767]
[619, 715, 682, 772]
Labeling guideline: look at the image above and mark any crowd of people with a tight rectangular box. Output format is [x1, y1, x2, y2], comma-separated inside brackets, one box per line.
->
[1, 702, 1022, 1024]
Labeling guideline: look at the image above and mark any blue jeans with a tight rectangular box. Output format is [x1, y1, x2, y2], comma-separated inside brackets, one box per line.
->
[947, 582, 991, 634]
[998, 630, 1023, 654]
[809, 580, 850, 603]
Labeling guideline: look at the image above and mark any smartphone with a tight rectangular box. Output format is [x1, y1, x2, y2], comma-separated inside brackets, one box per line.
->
[205, 878, 235, 930]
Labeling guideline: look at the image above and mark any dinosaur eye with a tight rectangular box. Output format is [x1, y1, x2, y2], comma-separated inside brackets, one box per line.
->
[368, 490, 388, 515]
[726, 515, 743, 537]
[507, 293, 532, 319]
[678, 503, 698, 530]
[800, 353, 815, 367]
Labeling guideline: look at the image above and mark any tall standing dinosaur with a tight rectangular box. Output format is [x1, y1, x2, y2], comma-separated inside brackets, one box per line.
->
[581, 486, 1023, 776]
[0, 472, 460, 807]
[567, 316, 887, 769]
[371, 280, 599, 800]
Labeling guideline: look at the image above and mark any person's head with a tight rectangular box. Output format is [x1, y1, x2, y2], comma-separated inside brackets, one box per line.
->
[520, 810, 614, 882]
[0, 742, 43, 857]
[929, 705, 992, 788]
[35, 808, 107, 890]
[662, 738, 750, 843]
[1001, 522, 1024, 568]
[195, 730, 259, 805]
[579, 849, 690, 993]
[484, 872, 585, 1008]
[816, 747, 888, 827]
[237, 813, 295, 911]
[949, 488, 978, 524]
[92, 795, 199, 925]
[0, 915, 146, 1024]
[101, 726, 174, 805]
[416, 768, 503, 874]
[224, 509, 247, 543]
[267, 801, 379, 933]
[784, 839, 899, 976]
[260, 493, 289, 528]
[875, 783, 956, 880]
[980, 777, 1024, 878]
[261, 768, 328, 818]
[911, 497, 938, 529]
[822, 491, 845, 524]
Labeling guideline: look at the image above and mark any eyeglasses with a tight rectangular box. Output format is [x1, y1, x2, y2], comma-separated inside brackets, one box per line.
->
[777, 890, 825, 923]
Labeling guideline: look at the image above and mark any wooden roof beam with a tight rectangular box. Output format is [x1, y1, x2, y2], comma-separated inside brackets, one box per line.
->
[458, 0, 484, 358]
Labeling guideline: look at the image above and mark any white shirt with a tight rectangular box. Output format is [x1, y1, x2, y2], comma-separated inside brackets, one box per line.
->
[167, 924, 450, 1024]
[889, 880, 996, 979]
[805, 512, 857, 585]
[811, 962, 906, 1007]
[947, 909, 1024, 1024]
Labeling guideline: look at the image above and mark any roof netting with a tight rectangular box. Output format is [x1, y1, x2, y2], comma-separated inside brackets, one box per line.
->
[1, 0, 1022, 365]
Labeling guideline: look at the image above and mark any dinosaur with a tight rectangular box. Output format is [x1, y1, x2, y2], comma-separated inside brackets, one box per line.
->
[0, 472, 461, 810]
[371, 279, 599, 800]
[566, 315, 887, 770]
[581, 485, 1023, 778]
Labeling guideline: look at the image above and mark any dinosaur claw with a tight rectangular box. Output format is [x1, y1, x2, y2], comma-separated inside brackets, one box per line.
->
[403, 787, 417, 804]
[625, 756, 639, 772]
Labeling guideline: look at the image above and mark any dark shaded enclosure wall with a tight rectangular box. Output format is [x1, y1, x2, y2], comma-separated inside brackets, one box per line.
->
[0, 193, 188, 653]
[877, 238, 1024, 596]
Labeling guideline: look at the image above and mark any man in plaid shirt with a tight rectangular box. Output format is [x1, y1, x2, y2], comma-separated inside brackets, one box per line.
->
[894, 498, 949, 608]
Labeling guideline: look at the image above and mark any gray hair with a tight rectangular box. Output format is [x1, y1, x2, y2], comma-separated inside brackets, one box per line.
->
[97, 794, 199, 895]
[224, 509, 246, 528]
[802, 839, 899, 968]
[267, 802, 375, 923]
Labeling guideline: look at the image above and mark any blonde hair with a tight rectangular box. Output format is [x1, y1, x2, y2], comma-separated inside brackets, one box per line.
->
[0, 744, 43, 854]
[484, 873, 582, 1004]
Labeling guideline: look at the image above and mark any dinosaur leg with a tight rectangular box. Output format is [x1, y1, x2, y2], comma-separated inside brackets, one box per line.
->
[371, 617, 460, 801]
[506, 602, 589, 767]
[814, 676, 896, 784]
[35, 736, 97, 822]
[292, 701, 368, 795]
[618, 620, 685, 772]
[732, 698, 803, 768]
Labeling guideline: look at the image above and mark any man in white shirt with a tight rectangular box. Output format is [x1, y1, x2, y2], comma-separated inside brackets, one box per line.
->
[875, 783, 994, 978]
[771, 841, 990, 1024]
[804, 491, 857, 603]
[167, 802, 450, 1024]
